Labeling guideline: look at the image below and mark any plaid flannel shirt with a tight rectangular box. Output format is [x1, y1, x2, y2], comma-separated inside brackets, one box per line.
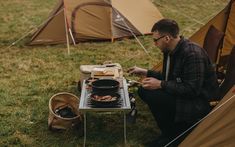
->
[147, 37, 219, 122]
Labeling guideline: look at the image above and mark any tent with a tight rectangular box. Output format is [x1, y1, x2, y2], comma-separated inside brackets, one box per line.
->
[179, 85, 235, 147]
[189, 0, 235, 59]
[177, 3, 235, 144]
[29, 0, 162, 45]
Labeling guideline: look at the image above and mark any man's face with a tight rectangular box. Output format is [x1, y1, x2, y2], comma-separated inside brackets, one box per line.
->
[152, 32, 168, 53]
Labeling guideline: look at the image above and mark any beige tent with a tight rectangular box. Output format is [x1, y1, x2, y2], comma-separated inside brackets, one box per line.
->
[29, 0, 162, 45]
[179, 15, 235, 145]
[180, 85, 235, 147]
[190, 0, 235, 58]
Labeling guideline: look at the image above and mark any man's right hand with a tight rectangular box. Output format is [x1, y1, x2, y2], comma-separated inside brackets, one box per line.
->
[127, 66, 147, 76]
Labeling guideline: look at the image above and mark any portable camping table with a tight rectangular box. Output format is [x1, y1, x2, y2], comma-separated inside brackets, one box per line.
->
[79, 78, 131, 147]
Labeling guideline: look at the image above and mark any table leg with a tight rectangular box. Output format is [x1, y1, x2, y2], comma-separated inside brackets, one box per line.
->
[124, 112, 127, 145]
[83, 113, 86, 147]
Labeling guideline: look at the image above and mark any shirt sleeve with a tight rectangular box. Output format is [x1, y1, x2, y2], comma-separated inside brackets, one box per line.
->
[147, 70, 163, 80]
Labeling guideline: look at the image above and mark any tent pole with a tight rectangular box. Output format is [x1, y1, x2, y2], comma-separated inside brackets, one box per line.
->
[110, 2, 114, 43]
[69, 28, 76, 45]
[64, 8, 70, 55]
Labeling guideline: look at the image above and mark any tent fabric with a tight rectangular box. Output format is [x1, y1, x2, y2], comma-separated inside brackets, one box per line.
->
[71, 3, 113, 40]
[111, 9, 141, 39]
[30, 1, 66, 44]
[224, 1, 235, 55]
[189, 0, 235, 57]
[111, 0, 162, 34]
[179, 85, 235, 147]
[203, 25, 224, 64]
[29, 0, 162, 45]
[219, 46, 235, 99]
[182, 4, 235, 144]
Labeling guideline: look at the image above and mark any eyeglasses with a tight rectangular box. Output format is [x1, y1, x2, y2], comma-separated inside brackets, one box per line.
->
[153, 35, 166, 43]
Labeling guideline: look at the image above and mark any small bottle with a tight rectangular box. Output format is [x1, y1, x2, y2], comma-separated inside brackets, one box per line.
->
[129, 93, 136, 108]
[130, 97, 136, 108]
[127, 93, 138, 124]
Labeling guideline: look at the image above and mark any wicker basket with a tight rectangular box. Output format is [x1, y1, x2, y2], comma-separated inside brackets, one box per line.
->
[48, 92, 81, 130]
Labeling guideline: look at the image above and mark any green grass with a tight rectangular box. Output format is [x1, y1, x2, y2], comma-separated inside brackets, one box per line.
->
[0, 0, 228, 146]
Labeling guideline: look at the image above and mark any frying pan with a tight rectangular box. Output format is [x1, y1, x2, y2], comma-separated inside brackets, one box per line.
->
[91, 79, 120, 93]
[90, 92, 120, 107]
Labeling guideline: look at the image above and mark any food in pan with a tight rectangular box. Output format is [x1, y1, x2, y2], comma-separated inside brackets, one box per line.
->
[90, 92, 120, 107]
[92, 94, 117, 102]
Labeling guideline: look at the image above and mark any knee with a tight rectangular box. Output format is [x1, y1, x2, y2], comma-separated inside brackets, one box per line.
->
[137, 87, 160, 103]
[137, 87, 148, 102]
[138, 88, 174, 104]
[137, 86, 144, 97]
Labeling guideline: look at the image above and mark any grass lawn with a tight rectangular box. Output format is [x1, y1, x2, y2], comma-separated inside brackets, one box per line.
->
[0, 0, 228, 146]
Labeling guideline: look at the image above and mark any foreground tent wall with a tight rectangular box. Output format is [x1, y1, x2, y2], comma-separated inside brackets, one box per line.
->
[180, 86, 235, 147]
[190, 0, 235, 57]
[29, 0, 162, 45]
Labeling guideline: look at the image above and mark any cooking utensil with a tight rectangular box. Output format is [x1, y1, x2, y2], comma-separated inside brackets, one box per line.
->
[126, 79, 142, 87]
[91, 79, 120, 93]
[90, 92, 120, 107]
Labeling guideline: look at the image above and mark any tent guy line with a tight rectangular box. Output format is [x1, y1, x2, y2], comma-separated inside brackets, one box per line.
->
[3, 8, 64, 51]
[5, 0, 153, 58]
[190, 0, 235, 57]
[3, 0, 228, 61]
[29, 0, 163, 48]
[64, 7, 71, 55]
[181, 6, 226, 35]
[5, 0, 156, 60]
[3, 28, 36, 51]
[164, 93, 235, 147]
[104, 0, 151, 57]
[154, 2, 204, 25]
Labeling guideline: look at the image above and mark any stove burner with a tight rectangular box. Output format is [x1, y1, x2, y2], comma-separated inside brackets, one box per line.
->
[86, 89, 124, 108]
[79, 78, 131, 111]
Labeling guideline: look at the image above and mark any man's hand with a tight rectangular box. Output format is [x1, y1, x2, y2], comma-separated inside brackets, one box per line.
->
[141, 77, 162, 90]
[127, 66, 147, 76]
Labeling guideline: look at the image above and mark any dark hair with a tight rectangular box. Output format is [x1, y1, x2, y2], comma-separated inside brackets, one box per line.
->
[151, 19, 179, 38]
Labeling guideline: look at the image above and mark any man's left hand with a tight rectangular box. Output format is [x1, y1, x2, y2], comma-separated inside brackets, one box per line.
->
[141, 77, 162, 90]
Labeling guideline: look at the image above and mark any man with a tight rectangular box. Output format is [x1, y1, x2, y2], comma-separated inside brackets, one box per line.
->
[128, 19, 219, 146]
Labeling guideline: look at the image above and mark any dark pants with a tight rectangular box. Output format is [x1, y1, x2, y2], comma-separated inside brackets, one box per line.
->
[138, 87, 193, 144]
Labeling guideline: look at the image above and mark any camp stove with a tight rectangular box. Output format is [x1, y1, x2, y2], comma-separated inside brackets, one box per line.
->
[79, 78, 131, 111]
[79, 78, 131, 146]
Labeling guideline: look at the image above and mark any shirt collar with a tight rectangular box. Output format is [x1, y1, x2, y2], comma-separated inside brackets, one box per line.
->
[169, 36, 184, 55]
